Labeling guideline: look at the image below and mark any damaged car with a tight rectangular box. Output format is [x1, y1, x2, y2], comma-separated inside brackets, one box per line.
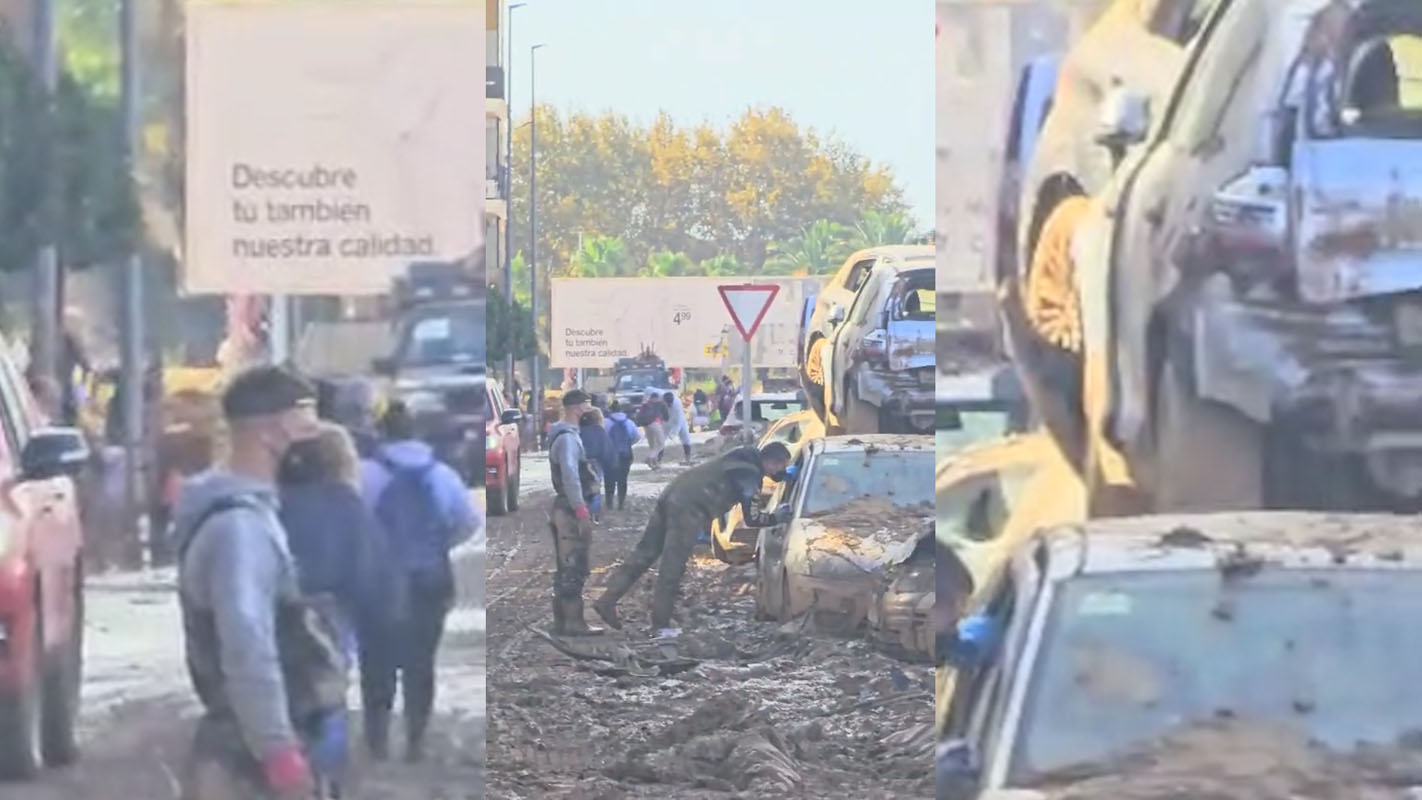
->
[940, 511, 1422, 799]
[1007, 0, 1422, 512]
[710, 409, 823, 564]
[754, 434, 934, 632]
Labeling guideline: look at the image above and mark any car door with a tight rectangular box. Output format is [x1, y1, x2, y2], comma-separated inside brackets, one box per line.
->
[1093, 0, 1266, 446]
[827, 269, 888, 417]
[0, 358, 78, 652]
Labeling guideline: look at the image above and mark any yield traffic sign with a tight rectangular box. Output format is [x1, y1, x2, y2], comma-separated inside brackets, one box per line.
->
[717, 283, 780, 341]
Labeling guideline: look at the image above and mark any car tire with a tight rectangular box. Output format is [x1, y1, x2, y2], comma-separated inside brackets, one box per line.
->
[754, 535, 785, 621]
[0, 609, 45, 780]
[41, 576, 82, 767]
[1147, 351, 1263, 512]
[802, 337, 830, 422]
[842, 386, 878, 435]
[506, 466, 520, 512]
[486, 468, 508, 517]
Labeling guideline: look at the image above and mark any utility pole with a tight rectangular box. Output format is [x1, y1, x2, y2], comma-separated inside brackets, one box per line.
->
[506, 3, 524, 392]
[29, 0, 60, 394]
[119, 0, 150, 562]
[529, 42, 544, 445]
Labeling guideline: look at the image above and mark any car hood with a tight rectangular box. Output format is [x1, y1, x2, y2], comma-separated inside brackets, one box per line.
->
[792, 509, 930, 575]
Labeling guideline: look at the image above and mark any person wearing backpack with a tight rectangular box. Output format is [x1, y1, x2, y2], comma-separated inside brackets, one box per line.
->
[547, 389, 604, 635]
[603, 400, 641, 510]
[579, 408, 613, 522]
[360, 401, 480, 763]
[172, 366, 339, 800]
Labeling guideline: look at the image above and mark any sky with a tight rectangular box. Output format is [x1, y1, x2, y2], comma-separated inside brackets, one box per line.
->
[507, 0, 935, 231]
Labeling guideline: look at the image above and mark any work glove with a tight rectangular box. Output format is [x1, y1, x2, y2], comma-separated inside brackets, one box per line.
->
[262, 744, 314, 798]
[773, 503, 793, 523]
[574, 505, 594, 535]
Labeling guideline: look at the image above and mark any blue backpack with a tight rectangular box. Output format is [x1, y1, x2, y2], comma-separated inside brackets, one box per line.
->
[607, 417, 634, 454]
[374, 456, 449, 578]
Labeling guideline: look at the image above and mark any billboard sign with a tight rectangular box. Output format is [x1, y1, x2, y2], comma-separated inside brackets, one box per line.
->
[184, 0, 485, 295]
[550, 277, 823, 369]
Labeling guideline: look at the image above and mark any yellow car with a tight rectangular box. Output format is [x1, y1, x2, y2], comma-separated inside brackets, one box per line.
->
[935, 431, 1086, 735]
[709, 409, 824, 563]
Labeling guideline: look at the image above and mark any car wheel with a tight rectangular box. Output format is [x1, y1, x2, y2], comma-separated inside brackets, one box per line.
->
[486, 469, 508, 517]
[1147, 350, 1262, 512]
[42, 576, 82, 767]
[1011, 195, 1090, 471]
[754, 537, 785, 621]
[802, 337, 829, 421]
[0, 609, 44, 780]
[506, 464, 520, 512]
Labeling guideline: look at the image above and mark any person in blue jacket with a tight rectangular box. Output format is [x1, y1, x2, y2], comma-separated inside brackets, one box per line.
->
[360, 401, 480, 763]
[579, 407, 614, 521]
[602, 401, 642, 510]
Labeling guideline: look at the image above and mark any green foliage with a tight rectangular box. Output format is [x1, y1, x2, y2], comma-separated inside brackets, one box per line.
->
[0, 32, 138, 273]
[568, 235, 631, 278]
[765, 219, 853, 275]
[486, 283, 537, 366]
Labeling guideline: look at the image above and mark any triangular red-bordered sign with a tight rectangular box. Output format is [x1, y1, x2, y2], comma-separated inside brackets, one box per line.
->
[718, 283, 780, 341]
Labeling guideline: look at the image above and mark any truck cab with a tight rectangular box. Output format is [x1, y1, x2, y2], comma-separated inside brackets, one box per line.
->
[372, 261, 486, 485]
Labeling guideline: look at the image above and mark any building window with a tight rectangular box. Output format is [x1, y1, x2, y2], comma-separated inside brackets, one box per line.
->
[486, 117, 500, 183]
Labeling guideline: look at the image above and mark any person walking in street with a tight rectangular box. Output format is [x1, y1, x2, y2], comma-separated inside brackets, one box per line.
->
[593, 442, 794, 633]
[653, 390, 694, 465]
[361, 401, 480, 763]
[276, 421, 400, 792]
[172, 365, 341, 800]
[638, 393, 669, 469]
[579, 407, 613, 522]
[547, 389, 604, 636]
[603, 401, 640, 511]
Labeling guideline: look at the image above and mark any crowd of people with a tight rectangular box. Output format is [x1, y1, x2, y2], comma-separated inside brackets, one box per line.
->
[173, 365, 481, 798]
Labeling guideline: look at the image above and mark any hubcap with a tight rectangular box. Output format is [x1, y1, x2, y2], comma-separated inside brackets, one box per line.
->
[1025, 196, 1088, 354]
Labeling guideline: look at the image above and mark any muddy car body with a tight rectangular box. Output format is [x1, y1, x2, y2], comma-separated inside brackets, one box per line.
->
[0, 341, 89, 779]
[710, 409, 823, 564]
[485, 376, 523, 516]
[799, 245, 934, 422]
[940, 511, 1422, 799]
[754, 434, 934, 631]
[818, 259, 936, 435]
[1008, 0, 1422, 510]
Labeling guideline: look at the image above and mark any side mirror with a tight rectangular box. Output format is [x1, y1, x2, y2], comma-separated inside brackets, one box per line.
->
[1094, 82, 1150, 154]
[21, 428, 90, 480]
[500, 408, 524, 426]
[828, 304, 847, 326]
[371, 356, 395, 376]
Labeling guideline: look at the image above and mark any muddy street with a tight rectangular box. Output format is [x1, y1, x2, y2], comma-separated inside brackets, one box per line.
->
[486, 448, 935, 799]
[8, 539, 487, 799]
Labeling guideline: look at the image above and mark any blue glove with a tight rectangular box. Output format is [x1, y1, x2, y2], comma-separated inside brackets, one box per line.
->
[946, 613, 1002, 669]
[774, 503, 793, 523]
[306, 710, 349, 777]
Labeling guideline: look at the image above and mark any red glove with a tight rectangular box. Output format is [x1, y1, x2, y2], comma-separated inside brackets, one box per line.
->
[262, 745, 312, 795]
[574, 506, 591, 521]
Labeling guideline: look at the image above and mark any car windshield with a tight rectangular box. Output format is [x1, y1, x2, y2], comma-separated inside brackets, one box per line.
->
[894, 270, 936, 321]
[802, 448, 934, 517]
[397, 305, 483, 367]
[1011, 569, 1422, 785]
[616, 370, 661, 390]
[936, 406, 1016, 455]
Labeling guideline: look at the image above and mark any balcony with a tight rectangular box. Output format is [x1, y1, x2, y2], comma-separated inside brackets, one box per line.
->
[486, 66, 504, 99]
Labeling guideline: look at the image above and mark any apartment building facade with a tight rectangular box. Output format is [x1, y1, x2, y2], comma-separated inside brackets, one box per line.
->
[486, 0, 508, 293]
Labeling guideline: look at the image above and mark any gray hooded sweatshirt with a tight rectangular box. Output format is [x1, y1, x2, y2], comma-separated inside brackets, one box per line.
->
[174, 470, 301, 758]
[548, 420, 588, 514]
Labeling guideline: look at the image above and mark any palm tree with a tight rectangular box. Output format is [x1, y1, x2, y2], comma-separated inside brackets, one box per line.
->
[850, 209, 917, 249]
[699, 253, 742, 277]
[766, 219, 853, 275]
[641, 250, 694, 277]
[568, 235, 632, 278]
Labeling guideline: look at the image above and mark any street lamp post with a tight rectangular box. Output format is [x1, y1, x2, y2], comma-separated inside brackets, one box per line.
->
[506, 3, 524, 393]
[30, 0, 60, 395]
[529, 42, 545, 446]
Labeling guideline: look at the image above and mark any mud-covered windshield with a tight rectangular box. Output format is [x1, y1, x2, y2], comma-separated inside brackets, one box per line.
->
[1011, 569, 1422, 785]
[396, 304, 483, 367]
[802, 449, 934, 517]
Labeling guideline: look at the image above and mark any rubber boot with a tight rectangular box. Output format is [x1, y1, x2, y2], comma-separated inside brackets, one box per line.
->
[551, 595, 567, 633]
[558, 598, 603, 636]
[593, 570, 637, 630]
[405, 707, 429, 764]
[365, 706, 391, 761]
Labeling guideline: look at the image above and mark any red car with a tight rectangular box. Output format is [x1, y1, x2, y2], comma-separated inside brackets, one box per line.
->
[485, 377, 523, 516]
[0, 350, 90, 779]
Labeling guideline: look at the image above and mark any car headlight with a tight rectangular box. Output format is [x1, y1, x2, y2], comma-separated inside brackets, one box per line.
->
[487, 432, 501, 451]
[401, 391, 445, 415]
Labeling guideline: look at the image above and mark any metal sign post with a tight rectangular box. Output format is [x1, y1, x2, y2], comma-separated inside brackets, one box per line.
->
[717, 284, 780, 445]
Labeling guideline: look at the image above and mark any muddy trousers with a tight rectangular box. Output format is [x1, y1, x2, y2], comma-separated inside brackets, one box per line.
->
[549, 502, 594, 630]
[605, 452, 633, 509]
[598, 497, 706, 629]
[179, 715, 278, 800]
[359, 572, 452, 758]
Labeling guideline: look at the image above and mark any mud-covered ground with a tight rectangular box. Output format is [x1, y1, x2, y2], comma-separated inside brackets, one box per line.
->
[487, 446, 934, 799]
[9, 518, 486, 799]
